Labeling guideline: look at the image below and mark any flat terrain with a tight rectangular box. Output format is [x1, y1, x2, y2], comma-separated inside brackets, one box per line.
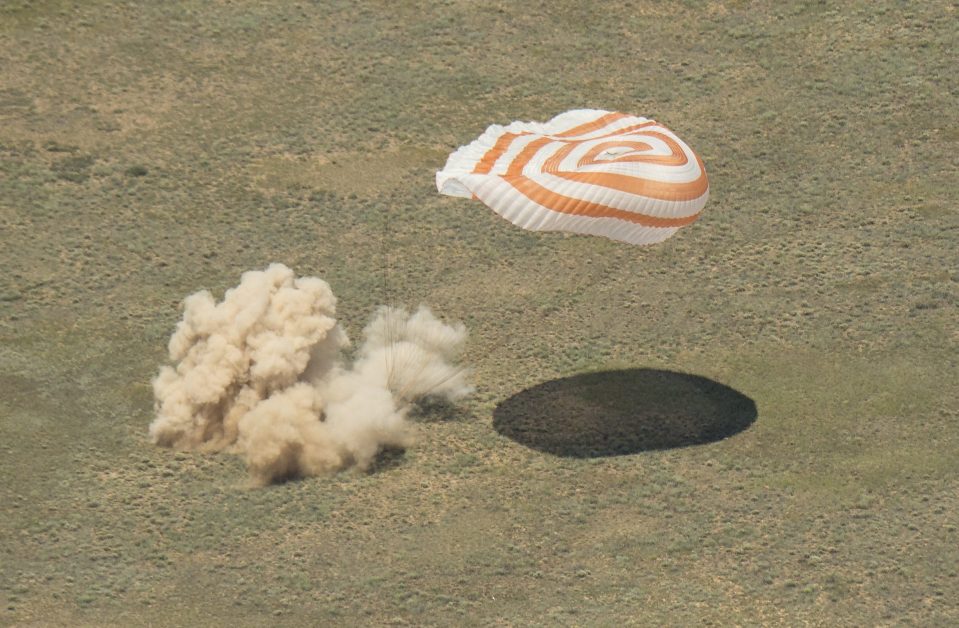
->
[1, 1, 957, 625]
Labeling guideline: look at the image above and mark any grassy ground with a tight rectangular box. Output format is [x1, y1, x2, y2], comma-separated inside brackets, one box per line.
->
[1, 1, 957, 625]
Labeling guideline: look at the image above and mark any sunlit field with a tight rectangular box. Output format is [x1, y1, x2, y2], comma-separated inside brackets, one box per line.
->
[1, 2, 957, 625]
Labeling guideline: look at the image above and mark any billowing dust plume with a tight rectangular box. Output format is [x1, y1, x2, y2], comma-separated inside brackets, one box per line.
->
[150, 263, 471, 485]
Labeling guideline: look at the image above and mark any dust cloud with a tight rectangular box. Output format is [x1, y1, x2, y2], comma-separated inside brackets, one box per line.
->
[150, 263, 471, 485]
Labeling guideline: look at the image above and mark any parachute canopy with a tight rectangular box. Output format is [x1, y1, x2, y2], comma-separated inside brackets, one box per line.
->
[436, 109, 708, 245]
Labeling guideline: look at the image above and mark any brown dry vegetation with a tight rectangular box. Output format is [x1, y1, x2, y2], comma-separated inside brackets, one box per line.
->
[1, 1, 957, 625]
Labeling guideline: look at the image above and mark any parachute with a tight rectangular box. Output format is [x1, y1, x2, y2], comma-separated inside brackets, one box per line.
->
[436, 109, 709, 245]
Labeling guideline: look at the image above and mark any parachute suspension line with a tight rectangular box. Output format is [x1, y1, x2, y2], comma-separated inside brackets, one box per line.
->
[395, 359, 466, 406]
[378, 200, 460, 403]
[381, 198, 411, 398]
[381, 199, 396, 393]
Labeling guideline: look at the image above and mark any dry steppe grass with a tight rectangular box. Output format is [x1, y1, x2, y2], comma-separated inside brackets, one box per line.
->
[1, 1, 957, 625]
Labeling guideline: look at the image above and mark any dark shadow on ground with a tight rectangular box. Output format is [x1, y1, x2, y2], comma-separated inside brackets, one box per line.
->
[367, 445, 407, 473]
[409, 397, 461, 423]
[493, 368, 757, 458]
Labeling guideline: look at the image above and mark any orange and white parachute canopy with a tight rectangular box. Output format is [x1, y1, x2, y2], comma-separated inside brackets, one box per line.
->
[436, 109, 709, 246]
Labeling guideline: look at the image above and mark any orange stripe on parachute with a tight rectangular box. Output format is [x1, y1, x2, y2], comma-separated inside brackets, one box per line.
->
[577, 136, 690, 168]
[473, 132, 519, 175]
[466, 111, 708, 206]
[500, 176, 702, 228]
[473, 118, 655, 176]
[553, 111, 631, 138]
[503, 127, 707, 202]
